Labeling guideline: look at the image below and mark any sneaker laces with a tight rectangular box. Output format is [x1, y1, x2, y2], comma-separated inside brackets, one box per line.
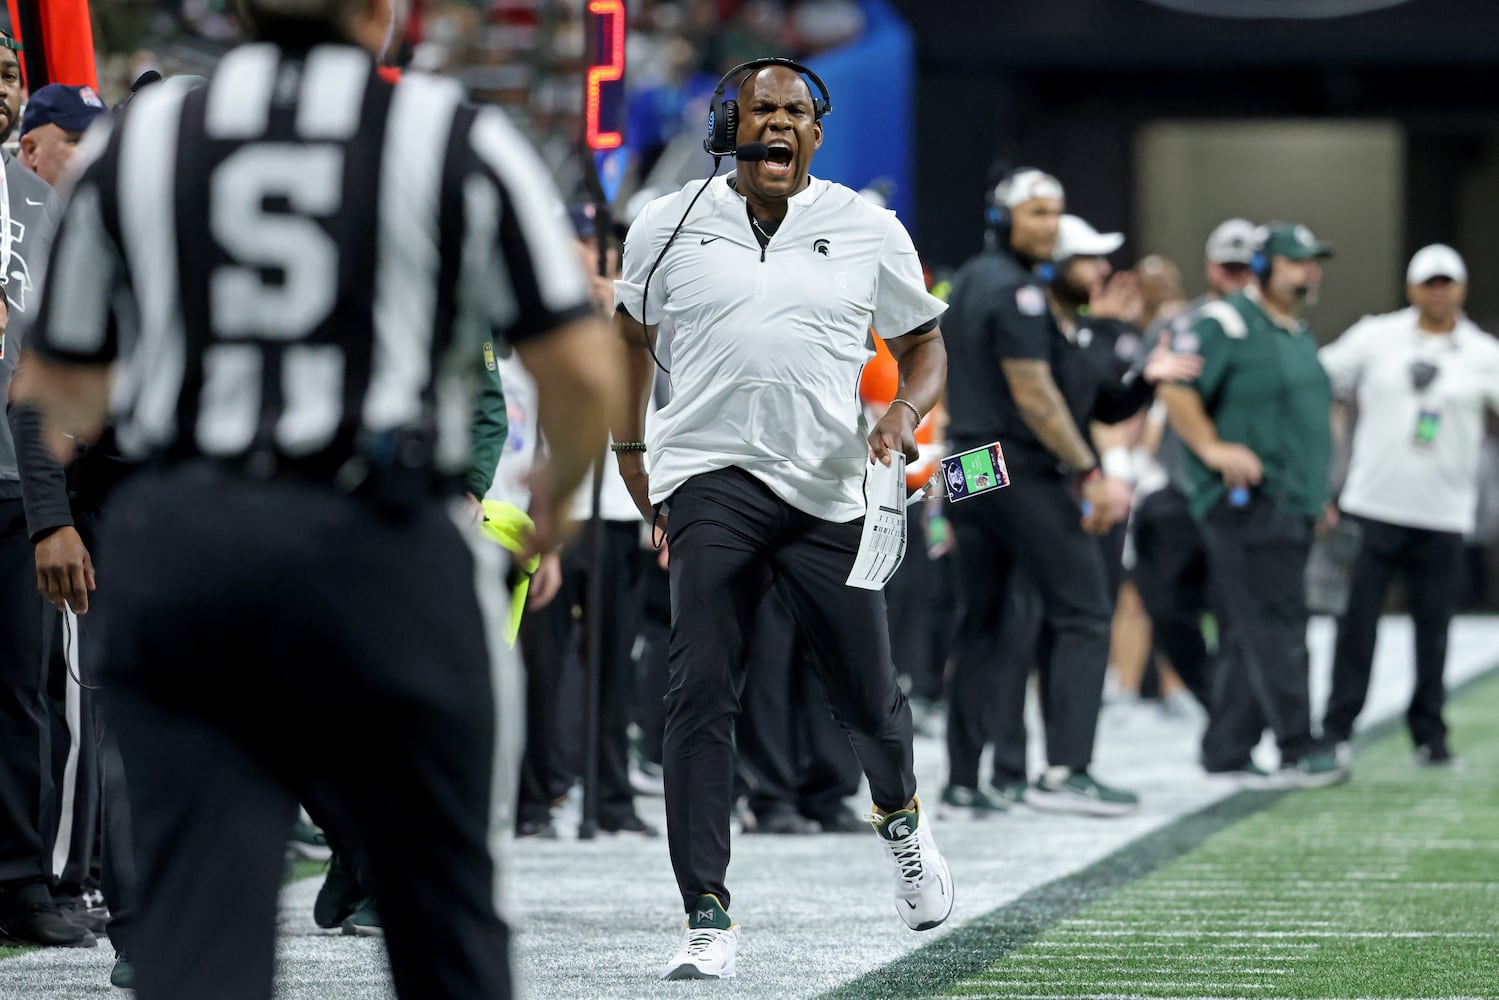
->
[684, 927, 723, 956]
[868, 816, 924, 886]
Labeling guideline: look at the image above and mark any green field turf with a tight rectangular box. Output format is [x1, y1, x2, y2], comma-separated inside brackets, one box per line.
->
[927, 674, 1499, 1000]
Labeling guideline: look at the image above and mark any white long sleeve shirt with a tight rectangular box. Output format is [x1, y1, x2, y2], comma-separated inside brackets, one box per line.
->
[1320, 307, 1499, 534]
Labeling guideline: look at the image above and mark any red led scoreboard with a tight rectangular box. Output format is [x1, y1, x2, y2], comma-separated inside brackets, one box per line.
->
[584, 0, 627, 153]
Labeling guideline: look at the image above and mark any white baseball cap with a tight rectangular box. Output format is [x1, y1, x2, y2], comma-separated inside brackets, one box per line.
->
[1205, 218, 1256, 265]
[995, 169, 1064, 209]
[1406, 244, 1467, 285]
[1053, 214, 1125, 262]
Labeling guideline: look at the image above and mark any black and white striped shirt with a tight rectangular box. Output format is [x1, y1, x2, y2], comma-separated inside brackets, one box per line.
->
[30, 41, 589, 485]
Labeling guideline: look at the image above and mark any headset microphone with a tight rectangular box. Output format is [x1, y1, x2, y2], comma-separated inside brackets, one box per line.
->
[735, 142, 769, 162]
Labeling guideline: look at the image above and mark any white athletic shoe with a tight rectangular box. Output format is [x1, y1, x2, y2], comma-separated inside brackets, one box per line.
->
[869, 795, 954, 931]
[660, 894, 737, 980]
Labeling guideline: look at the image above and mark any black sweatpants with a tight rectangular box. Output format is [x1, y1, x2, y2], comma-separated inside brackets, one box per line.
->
[1198, 495, 1317, 770]
[736, 591, 861, 823]
[100, 467, 521, 1000]
[946, 470, 1112, 786]
[0, 496, 49, 886]
[1323, 516, 1463, 749]
[1131, 486, 1213, 707]
[663, 468, 915, 913]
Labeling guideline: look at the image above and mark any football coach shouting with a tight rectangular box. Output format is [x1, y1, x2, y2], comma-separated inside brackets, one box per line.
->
[613, 58, 954, 980]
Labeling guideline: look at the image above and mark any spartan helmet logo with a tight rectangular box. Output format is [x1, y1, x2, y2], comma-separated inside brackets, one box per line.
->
[813, 239, 830, 256]
[945, 462, 966, 495]
[887, 817, 913, 840]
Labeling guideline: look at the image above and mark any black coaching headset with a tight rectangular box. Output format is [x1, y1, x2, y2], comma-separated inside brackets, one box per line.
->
[703, 56, 834, 157]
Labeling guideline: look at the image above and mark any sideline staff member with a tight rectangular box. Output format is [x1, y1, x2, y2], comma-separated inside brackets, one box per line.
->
[1319, 245, 1499, 764]
[614, 58, 954, 981]
[942, 170, 1197, 818]
[1161, 222, 1346, 787]
[13, 0, 623, 996]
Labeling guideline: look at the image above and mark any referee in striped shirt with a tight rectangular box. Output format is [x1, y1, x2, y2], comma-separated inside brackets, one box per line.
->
[11, 0, 623, 997]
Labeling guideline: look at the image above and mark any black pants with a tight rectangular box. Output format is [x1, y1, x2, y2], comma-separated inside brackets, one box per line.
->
[663, 468, 915, 913]
[516, 594, 571, 826]
[634, 563, 671, 766]
[946, 470, 1112, 786]
[0, 497, 49, 885]
[562, 520, 646, 825]
[1198, 495, 1317, 770]
[1324, 516, 1462, 749]
[1131, 486, 1213, 707]
[883, 505, 950, 703]
[737, 592, 861, 823]
[100, 467, 520, 1000]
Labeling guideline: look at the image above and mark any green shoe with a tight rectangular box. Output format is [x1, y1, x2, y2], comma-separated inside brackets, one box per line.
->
[1275, 750, 1350, 789]
[1205, 761, 1276, 789]
[989, 782, 1028, 808]
[110, 951, 135, 989]
[937, 784, 1006, 819]
[341, 898, 383, 937]
[1027, 767, 1140, 817]
[688, 893, 731, 931]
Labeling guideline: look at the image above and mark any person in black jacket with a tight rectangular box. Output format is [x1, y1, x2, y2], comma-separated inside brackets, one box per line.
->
[940, 168, 1199, 817]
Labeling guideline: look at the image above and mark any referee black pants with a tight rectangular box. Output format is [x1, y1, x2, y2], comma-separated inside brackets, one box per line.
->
[663, 468, 915, 913]
[1198, 495, 1317, 770]
[99, 466, 520, 1000]
[946, 470, 1112, 786]
[1323, 516, 1462, 750]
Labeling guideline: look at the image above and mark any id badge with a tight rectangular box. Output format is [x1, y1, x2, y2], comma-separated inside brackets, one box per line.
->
[1413, 408, 1441, 448]
[941, 441, 1011, 502]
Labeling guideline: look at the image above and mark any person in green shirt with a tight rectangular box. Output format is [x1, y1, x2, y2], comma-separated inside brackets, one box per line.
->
[1160, 221, 1347, 789]
[466, 338, 509, 503]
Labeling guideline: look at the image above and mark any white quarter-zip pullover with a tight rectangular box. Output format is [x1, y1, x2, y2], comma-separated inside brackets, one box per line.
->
[615, 174, 946, 522]
[1320, 307, 1499, 534]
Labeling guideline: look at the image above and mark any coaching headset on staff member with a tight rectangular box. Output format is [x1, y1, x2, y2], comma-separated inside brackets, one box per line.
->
[10, 0, 626, 997]
[611, 57, 954, 981]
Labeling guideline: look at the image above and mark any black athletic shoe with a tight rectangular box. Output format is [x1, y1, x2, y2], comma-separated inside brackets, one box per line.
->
[516, 819, 559, 839]
[810, 805, 868, 834]
[599, 813, 661, 837]
[1415, 740, 1459, 768]
[750, 810, 819, 835]
[0, 881, 97, 948]
[313, 853, 361, 930]
[53, 893, 109, 935]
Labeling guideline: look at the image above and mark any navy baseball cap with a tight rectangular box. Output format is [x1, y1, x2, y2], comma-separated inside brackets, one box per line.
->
[21, 83, 108, 137]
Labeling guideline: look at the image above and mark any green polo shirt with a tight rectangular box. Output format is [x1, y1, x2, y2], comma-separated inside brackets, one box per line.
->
[1177, 288, 1332, 521]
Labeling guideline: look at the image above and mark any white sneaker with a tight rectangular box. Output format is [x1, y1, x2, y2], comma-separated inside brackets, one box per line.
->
[869, 795, 954, 931]
[660, 894, 737, 980]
